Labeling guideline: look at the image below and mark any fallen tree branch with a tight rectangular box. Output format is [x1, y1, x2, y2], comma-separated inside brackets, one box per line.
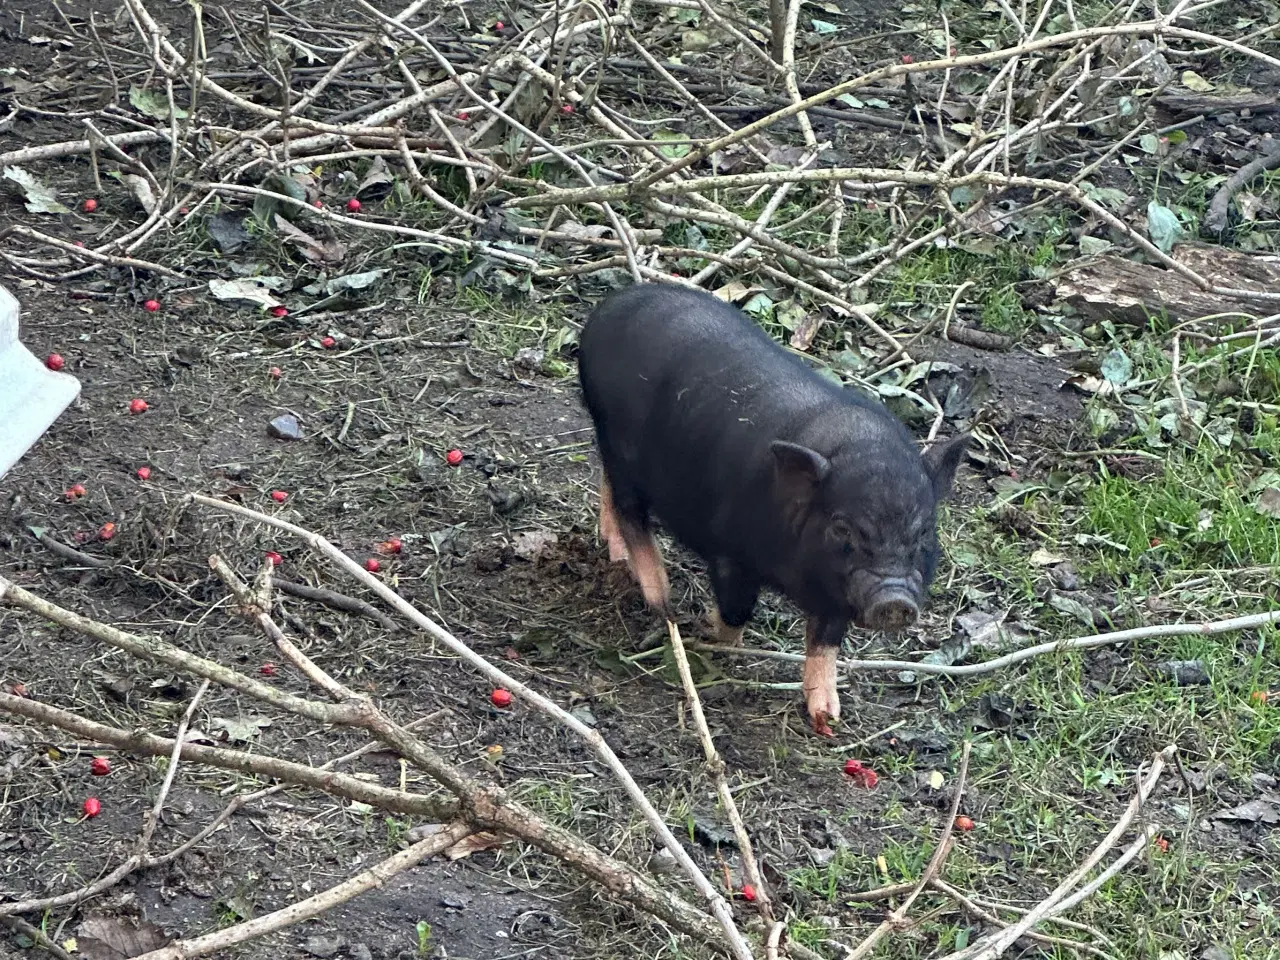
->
[688, 608, 1280, 680]
[273, 576, 401, 632]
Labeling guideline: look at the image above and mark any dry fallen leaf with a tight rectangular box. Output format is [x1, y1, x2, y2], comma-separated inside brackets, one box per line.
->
[1029, 548, 1067, 566]
[274, 213, 347, 264]
[513, 530, 558, 561]
[122, 174, 157, 214]
[77, 915, 169, 960]
[712, 280, 759, 303]
[444, 830, 511, 860]
[788, 310, 824, 352]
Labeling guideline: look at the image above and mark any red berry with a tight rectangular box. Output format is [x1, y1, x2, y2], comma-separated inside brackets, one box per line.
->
[491, 688, 513, 707]
[83, 198, 98, 213]
[270, 305, 289, 317]
[955, 815, 975, 831]
[902, 54, 914, 64]
[1154, 836, 1170, 853]
[136, 466, 152, 481]
[843, 758, 864, 776]
[90, 757, 112, 776]
[494, 20, 505, 30]
[265, 551, 283, 567]
[446, 449, 464, 466]
[365, 557, 381, 573]
[11, 682, 28, 697]
[83, 797, 102, 817]
[74, 241, 86, 248]
[180, 207, 190, 215]
[66, 483, 87, 500]
[742, 884, 757, 902]
[346, 198, 362, 212]
[458, 111, 471, 121]
[1252, 690, 1269, 704]
[321, 336, 336, 349]
[1150, 537, 1162, 547]
[99, 522, 117, 541]
[314, 200, 324, 209]
[129, 398, 149, 414]
[561, 103, 574, 114]
[861, 769, 879, 788]
[269, 366, 283, 378]
[143, 299, 161, 312]
[46, 353, 66, 371]
[270, 490, 288, 503]
[261, 662, 278, 676]
[383, 537, 403, 554]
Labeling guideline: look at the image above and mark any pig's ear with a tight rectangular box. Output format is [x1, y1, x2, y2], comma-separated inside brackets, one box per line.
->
[771, 441, 830, 506]
[922, 434, 969, 499]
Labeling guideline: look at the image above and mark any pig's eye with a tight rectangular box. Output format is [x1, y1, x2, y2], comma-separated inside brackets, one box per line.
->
[828, 517, 853, 544]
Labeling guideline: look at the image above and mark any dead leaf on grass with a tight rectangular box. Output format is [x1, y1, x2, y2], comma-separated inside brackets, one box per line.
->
[787, 308, 824, 352]
[76, 915, 169, 960]
[712, 280, 761, 303]
[1255, 487, 1280, 518]
[273, 213, 347, 264]
[208, 277, 286, 309]
[1211, 796, 1280, 825]
[211, 715, 272, 743]
[3, 165, 71, 214]
[1029, 548, 1067, 566]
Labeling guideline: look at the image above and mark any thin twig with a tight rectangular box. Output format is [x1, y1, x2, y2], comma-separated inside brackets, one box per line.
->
[667, 621, 772, 920]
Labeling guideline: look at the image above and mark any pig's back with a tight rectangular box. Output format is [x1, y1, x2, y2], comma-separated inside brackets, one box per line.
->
[578, 283, 839, 426]
[579, 283, 861, 557]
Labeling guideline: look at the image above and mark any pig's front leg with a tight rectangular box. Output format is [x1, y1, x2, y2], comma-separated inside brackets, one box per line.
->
[803, 616, 848, 736]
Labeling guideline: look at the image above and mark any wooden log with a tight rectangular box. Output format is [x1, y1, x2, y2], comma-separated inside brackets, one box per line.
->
[1051, 242, 1280, 326]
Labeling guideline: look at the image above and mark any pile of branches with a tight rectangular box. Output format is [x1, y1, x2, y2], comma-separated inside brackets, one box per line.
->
[3, 0, 1279, 361]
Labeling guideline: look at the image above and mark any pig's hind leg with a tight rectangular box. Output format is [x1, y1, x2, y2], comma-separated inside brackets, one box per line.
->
[707, 559, 760, 647]
[597, 475, 631, 564]
[601, 473, 672, 616]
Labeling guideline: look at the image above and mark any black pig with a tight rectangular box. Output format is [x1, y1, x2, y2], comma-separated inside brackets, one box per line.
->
[578, 283, 967, 735]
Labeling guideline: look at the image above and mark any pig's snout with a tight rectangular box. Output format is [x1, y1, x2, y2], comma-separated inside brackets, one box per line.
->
[862, 581, 920, 633]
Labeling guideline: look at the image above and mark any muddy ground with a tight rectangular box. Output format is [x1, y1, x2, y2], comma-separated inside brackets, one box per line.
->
[1, 1, 1278, 960]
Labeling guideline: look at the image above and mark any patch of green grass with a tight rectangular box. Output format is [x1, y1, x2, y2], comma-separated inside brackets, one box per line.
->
[884, 238, 1045, 337]
[786, 917, 834, 950]
[385, 816, 410, 848]
[513, 780, 582, 821]
[465, 287, 572, 361]
[1082, 440, 1280, 574]
[789, 847, 873, 903]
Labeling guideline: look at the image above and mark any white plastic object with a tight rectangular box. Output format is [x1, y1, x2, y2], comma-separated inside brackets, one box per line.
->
[0, 283, 81, 480]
